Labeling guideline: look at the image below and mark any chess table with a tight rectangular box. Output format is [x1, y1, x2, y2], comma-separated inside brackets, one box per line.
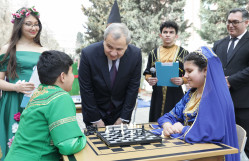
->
[63, 124, 238, 161]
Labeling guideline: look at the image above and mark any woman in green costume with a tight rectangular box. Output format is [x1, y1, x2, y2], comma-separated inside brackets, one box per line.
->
[5, 50, 86, 161]
[0, 7, 46, 160]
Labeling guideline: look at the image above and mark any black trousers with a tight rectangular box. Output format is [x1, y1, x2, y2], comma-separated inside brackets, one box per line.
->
[84, 111, 121, 126]
[235, 108, 249, 157]
[102, 111, 121, 125]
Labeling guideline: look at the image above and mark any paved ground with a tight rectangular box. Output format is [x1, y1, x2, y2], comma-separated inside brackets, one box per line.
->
[77, 89, 152, 129]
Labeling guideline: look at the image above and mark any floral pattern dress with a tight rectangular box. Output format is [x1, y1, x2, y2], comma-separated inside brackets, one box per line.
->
[0, 51, 40, 160]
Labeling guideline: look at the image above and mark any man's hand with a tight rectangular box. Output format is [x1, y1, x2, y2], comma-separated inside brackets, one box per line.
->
[225, 76, 230, 88]
[93, 119, 105, 127]
[171, 77, 183, 86]
[114, 118, 122, 125]
[146, 77, 158, 86]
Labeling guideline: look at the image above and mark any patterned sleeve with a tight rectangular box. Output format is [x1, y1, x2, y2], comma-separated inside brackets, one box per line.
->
[158, 90, 191, 126]
[47, 92, 83, 145]
[143, 49, 156, 76]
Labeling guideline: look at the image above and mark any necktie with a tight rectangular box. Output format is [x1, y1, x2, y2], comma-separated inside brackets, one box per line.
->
[227, 37, 237, 62]
[110, 60, 117, 88]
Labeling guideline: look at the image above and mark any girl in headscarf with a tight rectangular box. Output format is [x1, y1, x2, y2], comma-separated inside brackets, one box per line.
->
[153, 46, 239, 161]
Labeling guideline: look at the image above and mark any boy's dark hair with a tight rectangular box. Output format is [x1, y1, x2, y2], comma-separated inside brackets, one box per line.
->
[184, 52, 207, 71]
[37, 50, 73, 85]
[160, 21, 179, 34]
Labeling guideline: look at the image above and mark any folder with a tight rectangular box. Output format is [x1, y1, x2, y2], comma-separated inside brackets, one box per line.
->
[20, 66, 40, 108]
[155, 62, 179, 87]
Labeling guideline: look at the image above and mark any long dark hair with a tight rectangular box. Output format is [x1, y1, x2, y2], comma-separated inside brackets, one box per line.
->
[0, 7, 42, 80]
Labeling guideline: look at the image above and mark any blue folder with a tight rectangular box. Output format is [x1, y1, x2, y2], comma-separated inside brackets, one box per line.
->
[155, 62, 179, 87]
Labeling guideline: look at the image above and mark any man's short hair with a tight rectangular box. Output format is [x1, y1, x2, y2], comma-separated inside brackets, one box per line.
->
[160, 20, 179, 34]
[104, 23, 131, 44]
[228, 8, 249, 20]
[37, 50, 73, 85]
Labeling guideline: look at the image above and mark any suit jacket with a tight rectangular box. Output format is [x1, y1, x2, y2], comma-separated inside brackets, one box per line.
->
[213, 31, 249, 108]
[79, 41, 142, 124]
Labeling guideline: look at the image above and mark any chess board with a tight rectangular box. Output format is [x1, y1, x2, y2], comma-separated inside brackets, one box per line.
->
[87, 134, 190, 155]
[96, 128, 162, 147]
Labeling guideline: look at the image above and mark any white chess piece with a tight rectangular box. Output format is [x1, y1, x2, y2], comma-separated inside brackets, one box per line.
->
[128, 123, 131, 129]
[121, 129, 124, 137]
[130, 130, 134, 137]
[134, 122, 136, 129]
[121, 123, 123, 130]
[161, 131, 165, 138]
[105, 126, 109, 134]
[129, 123, 133, 129]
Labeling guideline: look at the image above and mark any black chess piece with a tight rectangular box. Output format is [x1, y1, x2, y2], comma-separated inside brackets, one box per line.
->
[135, 129, 139, 136]
[141, 124, 145, 135]
[118, 130, 122, 137]
[86, 125, 96, 135]
[94, 124, 98, 132]
[84, 129, 90, 136]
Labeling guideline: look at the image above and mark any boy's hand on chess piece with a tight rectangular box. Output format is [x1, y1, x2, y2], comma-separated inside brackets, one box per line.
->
[114, 118, 122, 125]
[93, 119, 105, 127]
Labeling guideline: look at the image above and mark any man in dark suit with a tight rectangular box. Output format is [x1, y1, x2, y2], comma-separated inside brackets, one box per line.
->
[213, 8, 249, 157]
[78, 23, 142, 127]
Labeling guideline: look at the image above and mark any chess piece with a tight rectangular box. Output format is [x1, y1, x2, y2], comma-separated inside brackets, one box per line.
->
[84, 129, 90, 136]
[121, 123, 123, 130]
[94, 124, 98, 132]
[105, 126, 109, 134]
[161, 132, 165, 138]
[130, 129, 134, 138]
[121, 129, 125, 137]
[129, 123, 133, 129]
[118, 130, 122, 137]
[141, 124, 145, 135]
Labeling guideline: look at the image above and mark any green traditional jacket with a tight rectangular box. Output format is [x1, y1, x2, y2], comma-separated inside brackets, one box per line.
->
[5, 84, 85, 161]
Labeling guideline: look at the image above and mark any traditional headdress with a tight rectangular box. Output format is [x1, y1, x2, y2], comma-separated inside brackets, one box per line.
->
[11, 6, 40, 24]
[107, 0, 121, 24]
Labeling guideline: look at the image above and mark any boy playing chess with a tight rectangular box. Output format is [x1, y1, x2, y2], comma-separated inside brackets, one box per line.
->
[5, 50, 86, 161]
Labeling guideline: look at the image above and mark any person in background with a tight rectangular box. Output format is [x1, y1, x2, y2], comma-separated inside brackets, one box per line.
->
[143, 20, 189, 122]
[107, 0, 121, 26]
[154, 47, 239, 161]
[79, 23, 142, 127]
[213, 8, 249, 157]
[5, 50, 87, 161]
[0, 6, 46, 160]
